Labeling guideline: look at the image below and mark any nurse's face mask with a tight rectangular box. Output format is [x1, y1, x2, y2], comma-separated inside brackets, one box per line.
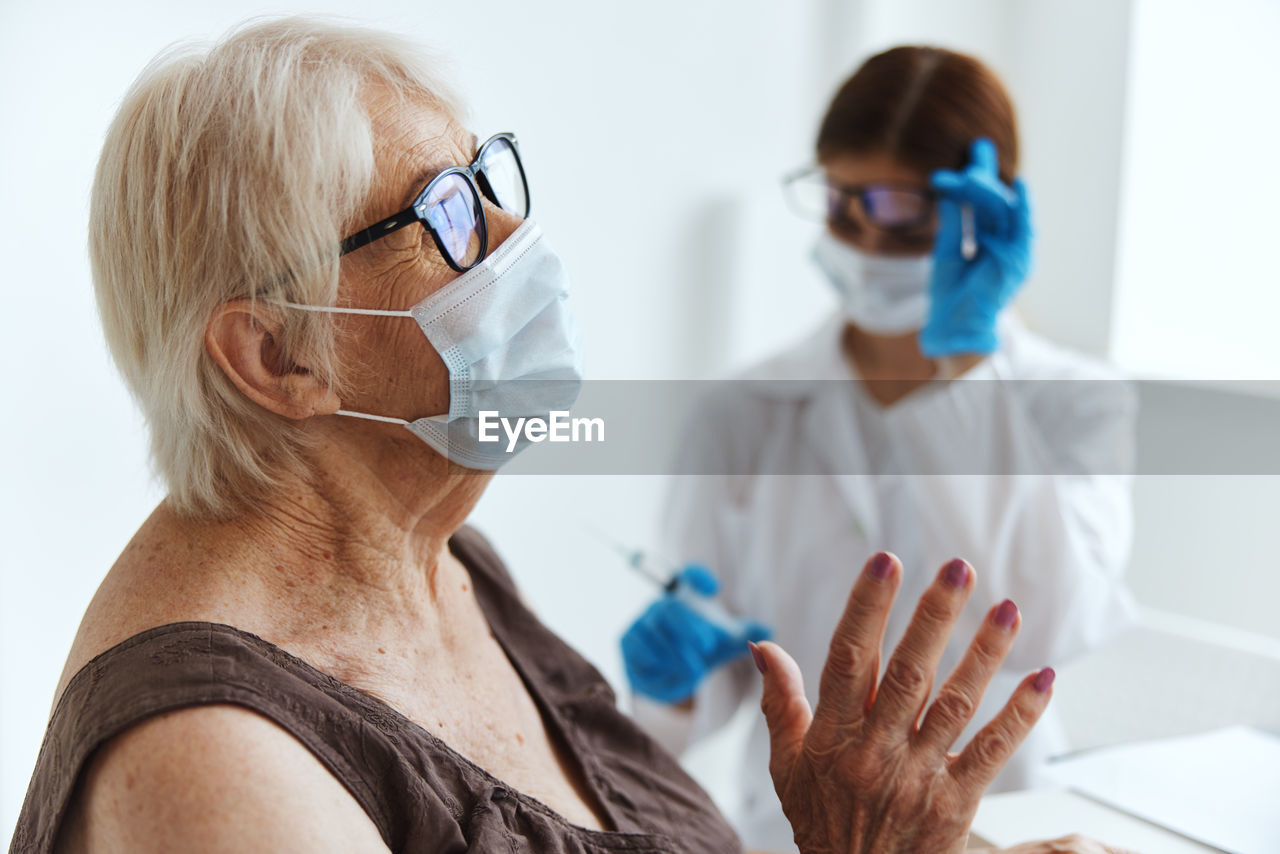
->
[810, 233, 933, 335]
[286, 132, 584, 471]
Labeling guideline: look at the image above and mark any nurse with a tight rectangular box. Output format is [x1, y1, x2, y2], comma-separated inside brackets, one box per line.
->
[622, 45, 1136, 851]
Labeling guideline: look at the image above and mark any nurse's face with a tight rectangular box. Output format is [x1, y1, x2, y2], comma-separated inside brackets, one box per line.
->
[819, 151, 936, 257]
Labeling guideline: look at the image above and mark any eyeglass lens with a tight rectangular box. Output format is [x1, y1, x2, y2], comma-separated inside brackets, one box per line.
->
[418, 173, 484, 269]
[784, 172, 833, 221]
[855, 186, 932, 228]
[478, 137, 529, 217]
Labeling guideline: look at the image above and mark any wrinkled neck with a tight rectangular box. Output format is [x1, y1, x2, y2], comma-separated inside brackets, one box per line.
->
[182, 419, 492, 626]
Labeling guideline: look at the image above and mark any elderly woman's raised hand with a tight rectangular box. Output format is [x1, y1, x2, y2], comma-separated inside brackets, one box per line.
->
[751, 552, 1054, 854]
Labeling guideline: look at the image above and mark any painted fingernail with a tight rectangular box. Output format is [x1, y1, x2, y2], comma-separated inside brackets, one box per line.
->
[868, 552, 894, 580]
[994, 599, 1018, 628]
[748, 641, 768, 675]
[942, 558, 970, 588]
[1033, 667, 1056, 693]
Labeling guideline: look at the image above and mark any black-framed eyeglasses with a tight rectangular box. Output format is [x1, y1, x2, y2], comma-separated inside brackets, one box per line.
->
[340, 132, 531, 271]
[783, 167, 935, 231]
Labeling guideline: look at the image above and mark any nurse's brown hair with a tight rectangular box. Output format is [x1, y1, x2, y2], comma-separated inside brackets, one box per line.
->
[817, 46, 1019, 184]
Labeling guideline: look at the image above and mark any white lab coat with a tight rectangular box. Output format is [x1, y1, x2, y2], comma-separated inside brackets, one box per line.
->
[635, 313, 1137, 852]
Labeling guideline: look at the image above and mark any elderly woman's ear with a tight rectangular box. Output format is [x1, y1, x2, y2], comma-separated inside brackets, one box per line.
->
[205, 299, 341, 420]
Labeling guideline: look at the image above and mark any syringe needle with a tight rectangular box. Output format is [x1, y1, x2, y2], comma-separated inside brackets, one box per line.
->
[621, 549, 672, 589]
[584, 523, 675, 590]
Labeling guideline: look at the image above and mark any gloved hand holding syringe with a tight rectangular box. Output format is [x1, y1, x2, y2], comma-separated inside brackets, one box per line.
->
[593, 527, 772, 705]
[920, 137, 1032, 358]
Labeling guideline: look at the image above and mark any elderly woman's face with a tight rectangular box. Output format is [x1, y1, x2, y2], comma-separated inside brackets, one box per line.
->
[333, 88, 525, 425]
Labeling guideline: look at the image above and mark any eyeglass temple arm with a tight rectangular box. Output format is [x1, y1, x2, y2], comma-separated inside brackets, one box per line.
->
[339, 208, 420, 256]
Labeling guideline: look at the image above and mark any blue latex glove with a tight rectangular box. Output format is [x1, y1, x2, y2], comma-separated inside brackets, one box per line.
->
[918, 137, 1033, 358]
[620, 565, 772, 705]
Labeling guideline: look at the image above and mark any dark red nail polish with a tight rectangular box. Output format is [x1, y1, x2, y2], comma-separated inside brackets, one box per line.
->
[868, 552, 894, 580]
[749, 641, 767, 675]
[994, 599, 1018, 628]
[942, 558, 969, 588]
[1033, 667, 1056, 692]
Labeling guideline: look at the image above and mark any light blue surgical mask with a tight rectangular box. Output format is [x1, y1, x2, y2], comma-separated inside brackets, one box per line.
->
[288, 220, 584, 469]
[811, 232, 933, 334]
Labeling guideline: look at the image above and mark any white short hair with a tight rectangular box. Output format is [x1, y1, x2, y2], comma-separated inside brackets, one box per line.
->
[90, 17, 464, 517]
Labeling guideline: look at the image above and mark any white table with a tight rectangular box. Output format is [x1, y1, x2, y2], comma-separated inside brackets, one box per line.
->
[969, 789, 1222, 852]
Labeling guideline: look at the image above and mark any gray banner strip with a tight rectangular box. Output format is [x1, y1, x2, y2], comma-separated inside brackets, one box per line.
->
[441, 379, 1280, 475]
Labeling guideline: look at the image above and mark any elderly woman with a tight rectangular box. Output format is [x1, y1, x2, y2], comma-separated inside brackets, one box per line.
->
[12, 18, 1071, 854]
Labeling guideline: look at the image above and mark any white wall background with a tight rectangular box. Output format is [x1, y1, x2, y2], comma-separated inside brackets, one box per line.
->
[4, 0, 1279, 842]
[1113, 0, 1280, 380]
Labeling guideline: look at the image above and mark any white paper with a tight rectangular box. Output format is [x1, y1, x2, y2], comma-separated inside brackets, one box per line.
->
[1044, 726, 1280, 854]
[972, 789, 1218, 853]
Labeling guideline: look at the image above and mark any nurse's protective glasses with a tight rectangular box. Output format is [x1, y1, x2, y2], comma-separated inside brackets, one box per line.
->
[783, 167, 934, 231]
[340, 132, 531, 271]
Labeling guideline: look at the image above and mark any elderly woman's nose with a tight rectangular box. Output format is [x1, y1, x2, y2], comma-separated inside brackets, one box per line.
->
[486, 203, 524, 248]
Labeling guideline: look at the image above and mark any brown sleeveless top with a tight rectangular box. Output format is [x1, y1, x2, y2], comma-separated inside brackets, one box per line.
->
[10, 526, 743, 853]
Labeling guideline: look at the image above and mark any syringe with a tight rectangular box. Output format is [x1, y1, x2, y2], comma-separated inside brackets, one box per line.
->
[961, 203, 977, 261]
[588, 526, 754, 636]
[603, 538, 679, 593]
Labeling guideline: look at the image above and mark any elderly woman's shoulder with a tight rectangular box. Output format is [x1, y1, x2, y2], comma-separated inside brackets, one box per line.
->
[58, 704, 391, 853]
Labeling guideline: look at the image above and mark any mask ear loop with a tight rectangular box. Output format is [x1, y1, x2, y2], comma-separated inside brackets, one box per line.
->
[278, 301, 417, 423]
[281, 301, 414, 318]
[334, 410, 411, 424]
